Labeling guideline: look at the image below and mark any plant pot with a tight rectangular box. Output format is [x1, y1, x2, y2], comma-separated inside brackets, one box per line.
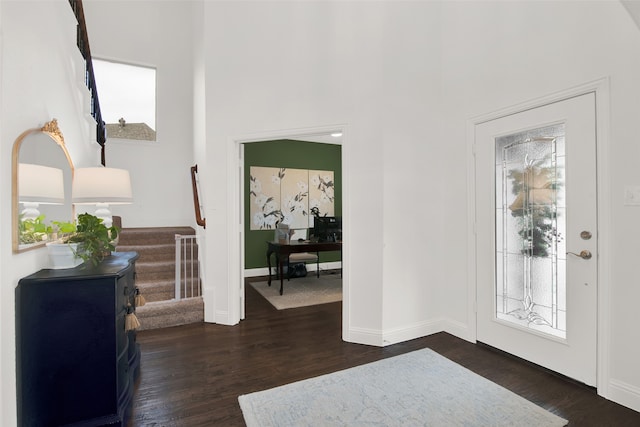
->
[46, 242, 84, 269]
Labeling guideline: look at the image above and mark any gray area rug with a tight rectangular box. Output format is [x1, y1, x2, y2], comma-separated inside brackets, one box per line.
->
[238, 348, 568, 427]
[249, 274, 342, 310]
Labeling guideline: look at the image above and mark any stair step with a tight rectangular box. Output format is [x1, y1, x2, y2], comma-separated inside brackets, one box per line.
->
[136, 279, 174, 302]
[118, 245, 199, 264]
[116, 243, 177, 261]
[136, 297, 204, 331]
[136, 259, 177, 272]
[136, 277, 201, 302]
[118, 226, 196, 246]
[135, 259, 199, 283]
[116, 225, 202, 330]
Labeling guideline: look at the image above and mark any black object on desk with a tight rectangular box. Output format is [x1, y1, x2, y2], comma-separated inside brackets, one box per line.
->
[16, 252, 140, 427]
[266, 240, 342, 295]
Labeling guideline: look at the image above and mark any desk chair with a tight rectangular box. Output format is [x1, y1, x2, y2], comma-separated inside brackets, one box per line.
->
[287, 228, 319, 279]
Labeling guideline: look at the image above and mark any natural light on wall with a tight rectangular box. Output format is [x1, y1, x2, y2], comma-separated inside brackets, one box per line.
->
[92, 58, 157, 141]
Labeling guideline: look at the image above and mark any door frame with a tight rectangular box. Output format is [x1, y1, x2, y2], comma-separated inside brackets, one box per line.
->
[232, 124, 350, 338]
[466, 78, 611, 396]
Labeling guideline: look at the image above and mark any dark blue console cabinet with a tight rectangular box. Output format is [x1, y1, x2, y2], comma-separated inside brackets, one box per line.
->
[16, 252, 140, 426]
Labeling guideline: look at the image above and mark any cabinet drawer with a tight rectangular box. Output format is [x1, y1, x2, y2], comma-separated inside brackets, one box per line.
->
[117, 276, 128, 311]
[116, 309, 129, 355]
[117, 351, 131, 398]
[127, 330, 137, 362]
[116, 277, 136, 312]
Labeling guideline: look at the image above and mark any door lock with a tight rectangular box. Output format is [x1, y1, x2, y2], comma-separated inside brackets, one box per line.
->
[567, 250, 592, 260]
[580, 231, 592, 240]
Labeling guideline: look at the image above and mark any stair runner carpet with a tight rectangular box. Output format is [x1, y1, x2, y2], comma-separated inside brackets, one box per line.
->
[116, 226, 204, 330]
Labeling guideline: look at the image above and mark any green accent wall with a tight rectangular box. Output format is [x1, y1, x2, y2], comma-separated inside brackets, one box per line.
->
[244, 140, 342, 269]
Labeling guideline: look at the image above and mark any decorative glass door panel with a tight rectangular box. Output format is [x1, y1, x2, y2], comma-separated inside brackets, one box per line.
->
[495, 123, 566, 339]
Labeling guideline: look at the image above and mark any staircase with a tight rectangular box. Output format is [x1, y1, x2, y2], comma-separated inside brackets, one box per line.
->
[116, 226, 204, 330]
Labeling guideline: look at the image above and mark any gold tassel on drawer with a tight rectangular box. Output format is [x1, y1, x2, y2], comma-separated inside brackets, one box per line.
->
[135, 287, 146, 307]
[125, 304, 140, 331]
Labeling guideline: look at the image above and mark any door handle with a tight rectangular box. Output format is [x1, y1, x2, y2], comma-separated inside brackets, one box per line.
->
[567, 250, 592, 260]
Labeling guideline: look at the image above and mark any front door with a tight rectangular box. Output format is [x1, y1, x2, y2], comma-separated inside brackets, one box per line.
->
[475, 93, 598, 386]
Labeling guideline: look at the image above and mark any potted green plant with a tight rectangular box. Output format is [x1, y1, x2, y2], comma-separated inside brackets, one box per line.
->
[46, 218, 83, 269]
[47, 213, 119, 268]
[18, 214, 52, 245]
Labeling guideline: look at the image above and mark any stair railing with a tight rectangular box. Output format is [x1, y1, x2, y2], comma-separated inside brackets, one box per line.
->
[68, 0, 107, 165]
[191, 165, 206, 228]
[175, 234, 201, 300]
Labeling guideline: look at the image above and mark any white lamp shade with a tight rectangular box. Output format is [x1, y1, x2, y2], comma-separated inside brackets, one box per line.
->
[19, 163, 65, 204]
[72, 167, 133, 204]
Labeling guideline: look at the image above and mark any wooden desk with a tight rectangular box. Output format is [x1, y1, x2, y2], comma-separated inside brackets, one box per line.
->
[266, 240, 342, 295]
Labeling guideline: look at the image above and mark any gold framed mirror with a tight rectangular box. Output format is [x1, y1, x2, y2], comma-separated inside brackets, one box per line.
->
[12, 119, 75, 253]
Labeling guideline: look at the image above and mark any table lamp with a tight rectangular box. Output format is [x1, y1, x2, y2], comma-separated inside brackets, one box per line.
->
[18, 163, 65, 220]
[72, 167, 133, 228]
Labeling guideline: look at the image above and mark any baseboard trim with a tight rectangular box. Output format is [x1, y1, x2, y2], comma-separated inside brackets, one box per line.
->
[381, 319, 445, 347]
[442, 319, 475, 343]
[608, 379, 640, 413]
[345, 326, 384, 347]
[346, 318, 477, 348]
[346, 319, 454, 348]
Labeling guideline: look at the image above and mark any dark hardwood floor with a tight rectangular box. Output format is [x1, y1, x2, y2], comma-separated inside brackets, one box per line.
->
[129, 276, 640, 426]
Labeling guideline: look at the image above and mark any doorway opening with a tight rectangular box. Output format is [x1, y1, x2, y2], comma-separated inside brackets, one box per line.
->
[235, 127, 347, 335]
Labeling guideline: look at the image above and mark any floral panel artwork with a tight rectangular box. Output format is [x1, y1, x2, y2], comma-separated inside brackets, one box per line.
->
[249, 167, 335, 231]
[308, 170, 335, 227]
[280, 168, 309, 229]
[249, 167, 283, 230]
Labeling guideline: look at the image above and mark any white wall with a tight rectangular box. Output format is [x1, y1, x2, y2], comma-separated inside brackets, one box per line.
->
[439, 0, 640, 411]
[377, 3, 446, 343]
[200, 1, 447, 342]
[0, 2, 101, 424]
[1, 2, 6, 423]
[4, 1, 640, 422]
[83, 0, 196, 228]
[200, 0, 640, 411]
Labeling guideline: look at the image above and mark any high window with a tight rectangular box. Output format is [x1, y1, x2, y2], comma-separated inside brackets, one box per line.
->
[92, 59, 157, 142]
